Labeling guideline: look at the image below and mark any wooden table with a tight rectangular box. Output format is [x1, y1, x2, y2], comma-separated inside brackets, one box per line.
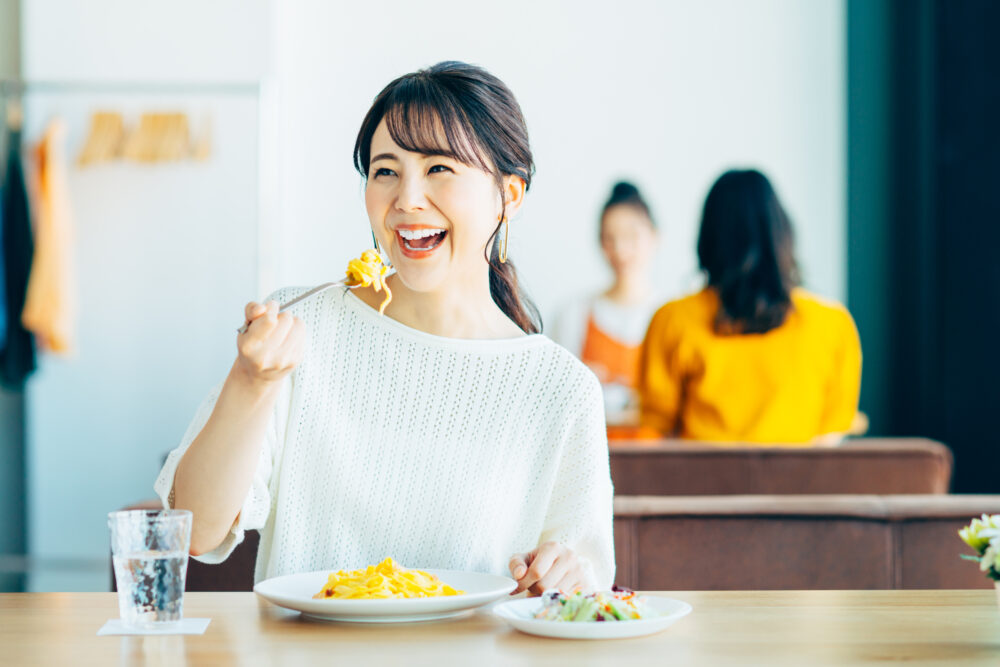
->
[3, 590, 999, 666]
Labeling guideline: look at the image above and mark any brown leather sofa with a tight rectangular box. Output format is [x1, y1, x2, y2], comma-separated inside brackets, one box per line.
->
[609, 438, 953, 495]
[185, 493, 996, 593]
[613, 494, 1000, 591]
[120, 445, 983, 594]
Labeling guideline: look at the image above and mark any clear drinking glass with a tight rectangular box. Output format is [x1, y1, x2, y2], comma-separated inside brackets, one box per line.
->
[108, 509, 192, 628]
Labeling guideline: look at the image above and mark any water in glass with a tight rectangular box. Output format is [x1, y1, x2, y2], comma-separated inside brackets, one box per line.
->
[112, 549, 189, 626]
[108, 509, 192, 628]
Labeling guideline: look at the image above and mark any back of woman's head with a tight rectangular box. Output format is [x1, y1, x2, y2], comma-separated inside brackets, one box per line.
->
[353, 61, 541, 333]
[696, 169, 800, 334]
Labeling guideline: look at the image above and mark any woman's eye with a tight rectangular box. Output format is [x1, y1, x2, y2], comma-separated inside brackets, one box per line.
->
[428, 164, 453, 174]
[374, 167, 396, 178]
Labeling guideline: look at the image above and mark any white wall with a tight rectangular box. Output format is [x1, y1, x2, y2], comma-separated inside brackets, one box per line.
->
[20, 0, 271, 590]
[21, 0, 269, 83]
[0, 0, 18, 79]
[272, 0, 845, 324]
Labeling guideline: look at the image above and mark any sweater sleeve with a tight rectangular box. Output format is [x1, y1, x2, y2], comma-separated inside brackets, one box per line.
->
[637, 306, 683, 436]
[538, 373, 616, 589]
[819, 308, 863, 435]
[153, 375, 290, 564]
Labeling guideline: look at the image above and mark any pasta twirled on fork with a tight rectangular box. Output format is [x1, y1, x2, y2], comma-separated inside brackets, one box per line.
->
[345, 250, 393, 315]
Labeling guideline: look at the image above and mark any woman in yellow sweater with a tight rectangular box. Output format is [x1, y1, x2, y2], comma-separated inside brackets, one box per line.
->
[638, 170, 861, 445]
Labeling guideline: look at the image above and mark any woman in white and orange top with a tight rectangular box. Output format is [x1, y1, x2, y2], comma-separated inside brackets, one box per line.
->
[555, 182, 661, 438]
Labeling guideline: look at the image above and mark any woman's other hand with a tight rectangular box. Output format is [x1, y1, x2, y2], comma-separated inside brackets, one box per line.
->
[509, 541, 592, 596]
[235, 300, 306, 386]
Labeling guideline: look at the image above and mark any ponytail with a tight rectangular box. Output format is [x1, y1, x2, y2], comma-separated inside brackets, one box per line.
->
[487, 228, 541, 334]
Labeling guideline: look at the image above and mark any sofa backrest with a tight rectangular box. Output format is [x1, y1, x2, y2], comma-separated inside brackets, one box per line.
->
[609, 438, 953, 495]
[613, 494, 1000, 590]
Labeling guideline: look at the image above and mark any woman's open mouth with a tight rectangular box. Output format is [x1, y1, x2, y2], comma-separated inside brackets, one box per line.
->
[396, 227, 448, 258]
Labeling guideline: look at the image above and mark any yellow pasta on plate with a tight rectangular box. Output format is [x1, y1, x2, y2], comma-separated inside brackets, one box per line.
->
[313, 557, 465, 600]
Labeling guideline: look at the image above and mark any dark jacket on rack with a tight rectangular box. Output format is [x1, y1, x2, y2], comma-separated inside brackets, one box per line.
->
[0, 163, 6, 348]
[1, 129, 37, 389]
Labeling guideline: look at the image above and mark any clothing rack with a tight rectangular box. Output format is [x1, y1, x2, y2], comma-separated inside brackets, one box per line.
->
[0, 78, 263, 137]
[0, 79, 261, 96]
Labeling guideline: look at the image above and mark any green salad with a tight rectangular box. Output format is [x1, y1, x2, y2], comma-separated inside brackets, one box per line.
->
[533, 587, 649, 622]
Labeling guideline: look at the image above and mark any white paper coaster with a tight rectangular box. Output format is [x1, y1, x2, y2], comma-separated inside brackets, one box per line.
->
[97, 618, 211, 636]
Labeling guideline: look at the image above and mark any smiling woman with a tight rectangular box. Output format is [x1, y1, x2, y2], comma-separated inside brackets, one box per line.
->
[156, 61, 615, 598]
[353, 62, 539, 336]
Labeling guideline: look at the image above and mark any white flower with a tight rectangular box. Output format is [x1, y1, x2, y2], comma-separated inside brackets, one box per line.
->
[980, 539, 1000, 574]
[959, 514, 1000, 554]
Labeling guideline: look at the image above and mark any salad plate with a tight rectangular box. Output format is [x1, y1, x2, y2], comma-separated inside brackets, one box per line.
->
[493, 595, 692, 639]
[254, 569, 516, 623]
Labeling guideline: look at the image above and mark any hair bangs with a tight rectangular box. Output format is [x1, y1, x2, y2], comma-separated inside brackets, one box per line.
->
[381, 81, 491, 173]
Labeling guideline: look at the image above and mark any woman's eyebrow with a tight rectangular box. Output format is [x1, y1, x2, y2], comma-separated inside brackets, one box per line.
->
[370, 152, 398, 163]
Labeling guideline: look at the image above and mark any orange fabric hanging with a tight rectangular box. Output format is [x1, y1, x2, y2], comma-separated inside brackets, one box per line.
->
[22, 119, 74, 354]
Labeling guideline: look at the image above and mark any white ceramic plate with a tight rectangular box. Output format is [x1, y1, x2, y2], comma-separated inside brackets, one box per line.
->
[253, 569, 516, 623]
[493, 596, 692, 639]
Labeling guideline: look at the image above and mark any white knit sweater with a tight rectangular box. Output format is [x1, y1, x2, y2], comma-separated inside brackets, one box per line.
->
[155, 287, 615, 587]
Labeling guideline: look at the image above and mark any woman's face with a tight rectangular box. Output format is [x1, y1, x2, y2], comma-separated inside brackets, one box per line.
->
[600, 205, 657, 277]
[364, 118, 524, 294]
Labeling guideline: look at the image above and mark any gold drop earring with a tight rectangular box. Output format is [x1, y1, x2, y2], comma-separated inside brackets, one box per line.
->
[498, 216, 509, 264]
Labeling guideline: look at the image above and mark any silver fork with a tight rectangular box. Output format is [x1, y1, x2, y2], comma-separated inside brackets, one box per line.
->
[236, 280, 351, 334]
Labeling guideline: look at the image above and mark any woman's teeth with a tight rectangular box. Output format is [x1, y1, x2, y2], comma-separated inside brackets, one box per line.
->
[397, 228, 447, 251]
[397, 228, 445, 240]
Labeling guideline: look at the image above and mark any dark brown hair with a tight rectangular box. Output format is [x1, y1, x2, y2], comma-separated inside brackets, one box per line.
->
[697, 169, 800, 334]
[353, 61, 541, 334]
[599, 181, 655, 238]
